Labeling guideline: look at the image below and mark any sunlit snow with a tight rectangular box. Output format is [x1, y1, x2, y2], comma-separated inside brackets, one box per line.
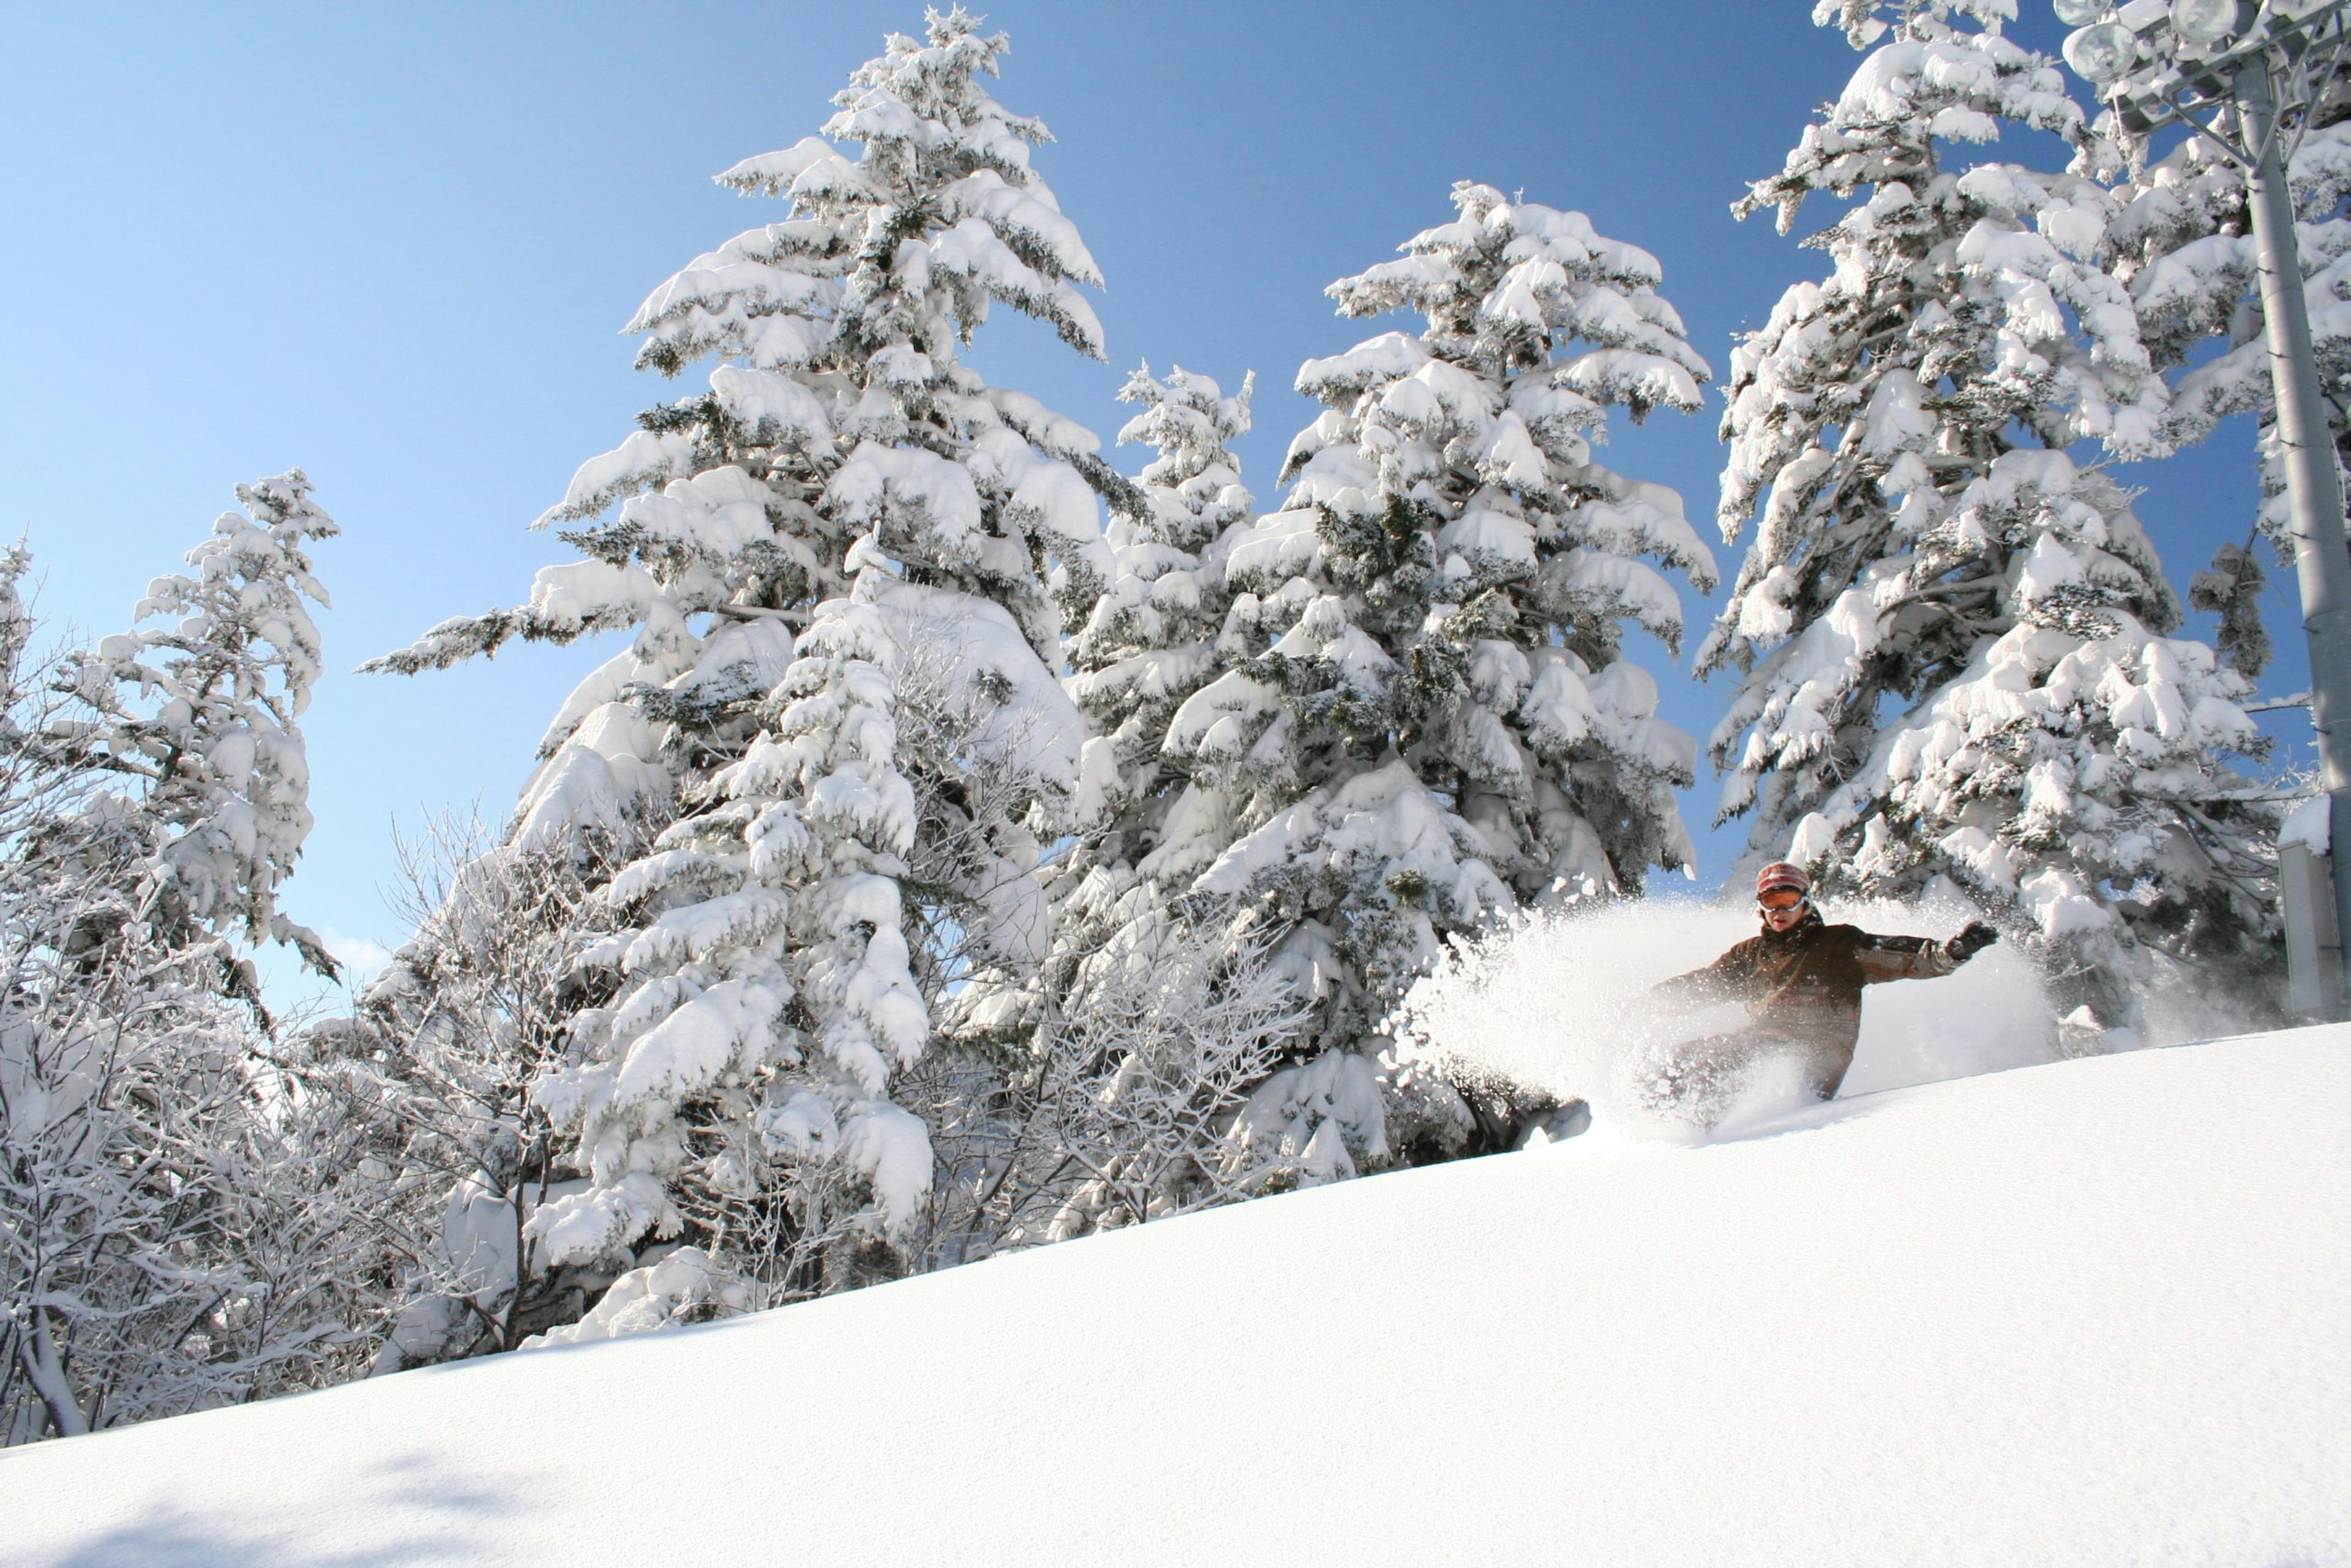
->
[4, 1025, 2340, 1567]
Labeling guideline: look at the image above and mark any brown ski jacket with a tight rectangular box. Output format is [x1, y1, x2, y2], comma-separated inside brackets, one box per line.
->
[1654, 910, 1967, 1061]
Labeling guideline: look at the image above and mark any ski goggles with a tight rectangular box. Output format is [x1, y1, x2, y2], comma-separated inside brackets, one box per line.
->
[1757, 887, 1810, 911]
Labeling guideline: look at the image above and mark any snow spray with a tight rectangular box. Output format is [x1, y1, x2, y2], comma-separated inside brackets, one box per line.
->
[1389, 891, 2062, 1142]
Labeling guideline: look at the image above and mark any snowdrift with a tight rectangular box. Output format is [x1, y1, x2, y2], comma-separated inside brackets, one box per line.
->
[3, 1027, 2344, 1567]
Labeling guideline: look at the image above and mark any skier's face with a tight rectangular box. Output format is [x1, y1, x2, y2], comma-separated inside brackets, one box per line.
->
[1760, 899, 1808, 932]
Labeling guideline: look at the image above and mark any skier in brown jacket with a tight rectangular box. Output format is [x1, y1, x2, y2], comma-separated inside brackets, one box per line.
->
[1648, 861, 1998, 1114]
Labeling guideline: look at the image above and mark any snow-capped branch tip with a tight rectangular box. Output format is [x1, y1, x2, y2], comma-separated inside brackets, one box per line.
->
[1813, 0, 2019, 51]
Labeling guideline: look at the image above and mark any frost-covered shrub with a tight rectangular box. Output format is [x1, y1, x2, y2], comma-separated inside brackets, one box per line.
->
[518, 1247, 741, 1349]
[294, 814, 639, 1370]
[904, 920, 1308, 1259]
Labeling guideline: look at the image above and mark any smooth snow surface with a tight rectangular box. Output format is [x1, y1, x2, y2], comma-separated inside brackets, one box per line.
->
[4, 1029, 2345, 1567]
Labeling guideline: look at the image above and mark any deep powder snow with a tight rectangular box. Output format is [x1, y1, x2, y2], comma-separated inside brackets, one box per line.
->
[1, 1026, 2342, 1567]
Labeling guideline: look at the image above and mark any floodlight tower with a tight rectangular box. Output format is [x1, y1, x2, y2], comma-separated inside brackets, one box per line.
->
[2059, 0, 2351, 1016]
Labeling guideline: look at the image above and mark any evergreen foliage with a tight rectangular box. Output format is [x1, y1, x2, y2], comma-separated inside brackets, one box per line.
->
[1709, 1, 2278, 1029]
[1052, 364, 1259, 1006]
[72, 471, 341, 993]
[368, 9, 1130, 1318]
[1161, 181, 1717, 1073]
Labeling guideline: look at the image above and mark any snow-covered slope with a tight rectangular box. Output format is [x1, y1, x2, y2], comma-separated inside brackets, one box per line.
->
[4, 1028, 2344, 1567]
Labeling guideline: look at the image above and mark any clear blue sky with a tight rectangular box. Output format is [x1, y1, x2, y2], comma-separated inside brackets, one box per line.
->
[0, 1, 2292, 1007]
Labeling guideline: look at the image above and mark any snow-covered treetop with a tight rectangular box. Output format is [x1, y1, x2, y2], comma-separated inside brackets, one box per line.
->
[633, 6, 1103, 381]
[1066, 362, 1254, 749]
[1810, 0, 2019, 51]
[1311, 181, 1711, 432]
[1763, 1, 2071, 206]
[1277, 180, 1719, 665]
[70, 470, 338, 976]
[1112, 362, 1254, 553]
[1708, 0, 2168, 662]
[369, 6, 1116, 689]
[1052, 362, 1257, 978]
[1134, 181, 1718, 1046]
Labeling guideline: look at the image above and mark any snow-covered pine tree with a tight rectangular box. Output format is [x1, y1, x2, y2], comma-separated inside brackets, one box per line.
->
[1153, 181, 1719, 1165]
[1706, 1, 2148, 852]
[1709, 2, 2277, 1030]
[369, 10, 1120, 1318]
[1783, 454, 2285, 1030]
[905, 364, 1356, 1247]
[70, 470, 341, 994]
[1055, 363, 1257, 973]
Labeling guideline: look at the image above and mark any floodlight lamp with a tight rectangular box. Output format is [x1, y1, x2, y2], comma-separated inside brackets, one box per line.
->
[2170, 0, 2241, 43]
[2053, 0, 2108, 22]
[2064, 20, 2139, 79]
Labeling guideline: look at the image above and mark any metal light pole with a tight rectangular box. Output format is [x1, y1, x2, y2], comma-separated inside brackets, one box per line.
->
[2238, 54, 2351, 1018]
[2061, 0, 2351, 1016]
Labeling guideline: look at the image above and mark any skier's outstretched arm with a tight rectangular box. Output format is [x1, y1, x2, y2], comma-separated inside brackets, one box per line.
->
[1854, 920, 1998, 983]
[1650, 941, 1756, 1010]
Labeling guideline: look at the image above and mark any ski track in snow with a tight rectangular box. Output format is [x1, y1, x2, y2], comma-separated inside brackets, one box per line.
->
[1, 1027, 2344, 1567]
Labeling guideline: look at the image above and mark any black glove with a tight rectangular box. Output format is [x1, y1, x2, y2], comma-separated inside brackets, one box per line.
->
[1946, 920, 1998, 962]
